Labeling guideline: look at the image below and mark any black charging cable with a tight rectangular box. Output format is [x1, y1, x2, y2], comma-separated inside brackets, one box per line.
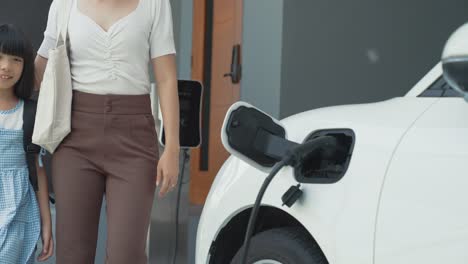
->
[171, 149, 190, 264]
[240, 136, 337, 264]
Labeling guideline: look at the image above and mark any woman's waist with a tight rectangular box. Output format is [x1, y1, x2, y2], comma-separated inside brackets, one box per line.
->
[72, 90, 153, 115]
[71, 68, 151, 95]
[72, 82, 151, 95]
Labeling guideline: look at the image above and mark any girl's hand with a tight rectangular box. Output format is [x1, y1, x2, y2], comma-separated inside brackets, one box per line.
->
[35, 154, 54, 261]
[156, 147, 180, 197]
[36, 221, 54, 262]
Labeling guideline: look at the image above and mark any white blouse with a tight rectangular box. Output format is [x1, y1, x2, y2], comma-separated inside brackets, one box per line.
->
[38, 0, 176, 95]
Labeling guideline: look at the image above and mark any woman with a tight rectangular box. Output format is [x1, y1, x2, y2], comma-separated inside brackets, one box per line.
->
[34, 0, 180, 263]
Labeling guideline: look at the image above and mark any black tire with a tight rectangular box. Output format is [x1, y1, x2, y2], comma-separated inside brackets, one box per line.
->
[231, 227, 327, 264]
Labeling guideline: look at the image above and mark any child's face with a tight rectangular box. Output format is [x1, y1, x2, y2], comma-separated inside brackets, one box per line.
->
[0, 52, 24, 92]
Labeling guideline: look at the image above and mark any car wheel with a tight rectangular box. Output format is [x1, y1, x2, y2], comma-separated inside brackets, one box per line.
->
[231, 227, 327, 264]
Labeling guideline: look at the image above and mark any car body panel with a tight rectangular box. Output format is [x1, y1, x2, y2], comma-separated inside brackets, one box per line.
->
[375, 98, 468, 263]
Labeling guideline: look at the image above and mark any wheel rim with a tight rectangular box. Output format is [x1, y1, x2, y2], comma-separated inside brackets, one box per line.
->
[253, 260, 283, 264]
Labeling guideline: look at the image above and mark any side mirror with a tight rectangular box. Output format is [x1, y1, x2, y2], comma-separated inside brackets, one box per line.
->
[442, 23, 468, 102]
[158, 80, 203, 149]
[221, 102, 296, 172]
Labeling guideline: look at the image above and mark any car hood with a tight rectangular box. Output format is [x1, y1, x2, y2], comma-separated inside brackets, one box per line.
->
[279, 97, 439, 143]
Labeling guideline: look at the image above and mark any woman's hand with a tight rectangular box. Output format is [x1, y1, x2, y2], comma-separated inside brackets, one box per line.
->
[152, 54, 179, 197]
[156, 146, 180, 197]
[37, 220, 54, 262]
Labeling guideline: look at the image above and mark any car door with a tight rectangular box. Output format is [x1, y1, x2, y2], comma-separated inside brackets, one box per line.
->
[375, 78, 468, 263]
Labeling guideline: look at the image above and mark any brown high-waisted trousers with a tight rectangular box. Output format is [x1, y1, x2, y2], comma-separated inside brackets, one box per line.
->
[52, 91, 159, 264]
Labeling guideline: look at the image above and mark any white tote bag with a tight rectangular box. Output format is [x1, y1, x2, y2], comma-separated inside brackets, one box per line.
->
[32, 0, 73, 153]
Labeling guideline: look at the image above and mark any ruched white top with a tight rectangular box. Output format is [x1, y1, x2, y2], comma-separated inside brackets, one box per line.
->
[38, 0, 176, 95]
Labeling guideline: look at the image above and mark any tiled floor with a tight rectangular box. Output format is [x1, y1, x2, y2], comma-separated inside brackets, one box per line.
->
[188, 205, 203, 264]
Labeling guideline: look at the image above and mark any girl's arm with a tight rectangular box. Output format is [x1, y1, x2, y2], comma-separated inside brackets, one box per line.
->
[152, 54, 180, 197]
[35, 155, 54, 261]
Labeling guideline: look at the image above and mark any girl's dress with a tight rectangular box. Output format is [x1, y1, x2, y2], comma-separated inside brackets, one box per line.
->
[0, 100, 40, 264]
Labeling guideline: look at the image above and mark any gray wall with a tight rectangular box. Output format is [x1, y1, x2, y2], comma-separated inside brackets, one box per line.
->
[279, 0, 468, 118]
[169, 0, 193, 79]
[241, 0, 284, 118]
[176, 0, 193, 80]
[240, 0, 468, 119]
[2, 0, 52, 51]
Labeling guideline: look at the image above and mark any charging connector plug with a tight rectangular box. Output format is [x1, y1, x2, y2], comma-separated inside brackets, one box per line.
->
[282, 184, 303, 207]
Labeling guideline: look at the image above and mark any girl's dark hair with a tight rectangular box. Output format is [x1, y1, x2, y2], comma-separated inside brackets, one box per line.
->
[0, 24, 35, 99]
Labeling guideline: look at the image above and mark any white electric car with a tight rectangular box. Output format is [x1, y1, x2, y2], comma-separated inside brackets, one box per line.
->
[196, 26, 468, 264]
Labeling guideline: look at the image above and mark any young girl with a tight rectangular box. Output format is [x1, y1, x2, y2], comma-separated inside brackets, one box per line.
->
[0, 24, 54, 263]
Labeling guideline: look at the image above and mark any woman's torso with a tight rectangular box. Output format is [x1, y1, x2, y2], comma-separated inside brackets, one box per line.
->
[68, 0, 153, 95]
[38, 0, 176, 95]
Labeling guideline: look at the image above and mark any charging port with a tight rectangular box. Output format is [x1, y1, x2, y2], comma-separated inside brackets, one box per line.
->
[294, 129, 355, 184]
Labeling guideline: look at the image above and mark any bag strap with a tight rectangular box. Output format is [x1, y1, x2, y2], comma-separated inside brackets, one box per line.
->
[56, 0, 73, 48]
[23, 99, 38, 152]
[23, 99, 41, 191]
